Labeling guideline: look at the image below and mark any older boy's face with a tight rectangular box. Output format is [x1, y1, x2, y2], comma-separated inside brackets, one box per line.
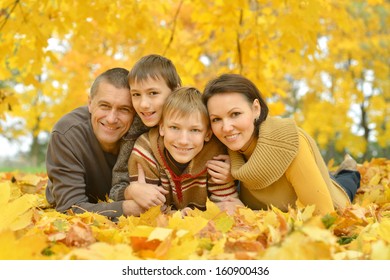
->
[88, 81, 134, 154]
[130, 76, 172, 127]
[159, 111, 212, 164]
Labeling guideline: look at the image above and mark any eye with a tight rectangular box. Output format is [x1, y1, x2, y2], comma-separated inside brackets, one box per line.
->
[231, 112, 241, 118]
[131, 92, 140, 97]
[120, 107, 132, 114]
[149, 91, 159, 96]
[211, 117, 221, 123]
[100, 104, 110, 110]
[191, 128, 201, 133]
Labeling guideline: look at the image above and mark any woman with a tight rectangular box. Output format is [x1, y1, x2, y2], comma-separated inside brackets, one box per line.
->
[202, 73, 360, 215]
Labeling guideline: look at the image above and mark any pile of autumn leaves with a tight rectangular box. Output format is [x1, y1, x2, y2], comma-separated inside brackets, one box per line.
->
[1, 158, 389, 260]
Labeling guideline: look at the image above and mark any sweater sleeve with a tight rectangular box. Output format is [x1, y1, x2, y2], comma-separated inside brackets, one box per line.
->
[127, 133, 161, 185]
[110, 139, 134, 201]
[46, 132, 124, 218]
[110, 115, 149, 201]
[207, 179, 238, 202]
[285, 133, 334, 215]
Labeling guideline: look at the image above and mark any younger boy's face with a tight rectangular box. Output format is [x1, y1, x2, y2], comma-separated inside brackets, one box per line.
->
[130, 76, 172, 127]
[159, 111, 212, 164]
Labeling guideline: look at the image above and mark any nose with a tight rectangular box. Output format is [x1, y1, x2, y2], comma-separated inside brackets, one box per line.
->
[222, 119, 233, 132]
[177, 131, 190, 145]
[139, 95, 150, 109]
[106, 109, 118, 123]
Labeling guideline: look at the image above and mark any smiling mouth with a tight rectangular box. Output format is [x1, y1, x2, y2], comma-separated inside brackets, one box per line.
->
[141, 112, 155, 117]
[101, 122, 119, 131]
[225, 134, 239, 142]
[174, 146, 192, 152]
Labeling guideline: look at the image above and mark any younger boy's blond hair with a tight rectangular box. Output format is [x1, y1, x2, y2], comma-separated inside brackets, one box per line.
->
[160, 86, 210, 129]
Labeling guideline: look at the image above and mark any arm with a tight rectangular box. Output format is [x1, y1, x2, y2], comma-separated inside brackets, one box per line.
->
[46, 132, 124, 218]
[208, 177, 243, 215]
[285, 134, 334, 215]
[110, 115, 149, 201]
[125, 163, 168, 209]
[125, 136, 168, 209]
[110, 139, 133, 201]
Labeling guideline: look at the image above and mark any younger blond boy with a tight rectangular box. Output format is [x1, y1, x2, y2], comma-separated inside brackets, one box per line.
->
[128, 87, 239, 214]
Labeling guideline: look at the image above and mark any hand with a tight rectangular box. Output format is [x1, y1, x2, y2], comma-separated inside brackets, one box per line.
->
[124, 163, 169, 209]
[206, 154, 234, 184]
[122, 200, 146, 217]
[180, 207, 192, 217]
[215, 197, 244, 215]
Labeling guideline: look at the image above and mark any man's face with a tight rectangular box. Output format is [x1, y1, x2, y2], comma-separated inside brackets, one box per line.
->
[88, 81, 134, 154]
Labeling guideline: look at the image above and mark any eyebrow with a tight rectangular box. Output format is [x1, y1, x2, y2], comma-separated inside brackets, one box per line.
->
[130, 87, 160, 92]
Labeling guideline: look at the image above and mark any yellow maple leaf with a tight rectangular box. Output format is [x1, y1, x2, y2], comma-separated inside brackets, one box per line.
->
[0, 230, 47, 260]
[261, 230, 334, 260]
[0, 181, 38, 231]
[168, 215, 209, 235]
[370, 240, 390, 260]
[377, 219, 390, 243]
[64, 242, 139, 260]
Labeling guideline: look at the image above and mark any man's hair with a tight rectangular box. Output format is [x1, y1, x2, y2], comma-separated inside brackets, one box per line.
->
[161, 86, 210, 128]
[90, 67, 130, 98]
[128, 54, 182, 91]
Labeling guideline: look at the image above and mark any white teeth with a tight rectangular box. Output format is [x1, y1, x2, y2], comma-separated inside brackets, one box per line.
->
[225, 134, 238, 141]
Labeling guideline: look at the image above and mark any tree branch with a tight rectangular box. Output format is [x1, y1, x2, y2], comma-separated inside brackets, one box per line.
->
[163, 0, 184, 56]
[0, 0, 20, 32]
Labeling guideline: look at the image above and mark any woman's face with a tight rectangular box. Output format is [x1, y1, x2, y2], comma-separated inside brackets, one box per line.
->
[206, 92, 260, 151]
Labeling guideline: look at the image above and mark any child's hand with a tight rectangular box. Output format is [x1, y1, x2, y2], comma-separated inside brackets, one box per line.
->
[206, 154, 234, 184]
[125, 163, 169, 209]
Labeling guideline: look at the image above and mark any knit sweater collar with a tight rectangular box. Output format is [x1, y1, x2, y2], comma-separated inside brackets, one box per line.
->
[229, 116, 299, 189]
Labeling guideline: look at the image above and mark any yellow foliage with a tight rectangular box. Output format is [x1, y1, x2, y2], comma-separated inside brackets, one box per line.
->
[0, 157, 390, 260]
[0, 0, 388, 157]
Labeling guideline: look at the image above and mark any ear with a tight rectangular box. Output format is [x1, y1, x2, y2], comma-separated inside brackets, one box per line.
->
[159, 122, 165, 136]
[204, 129, 213, 142]
[253, 99, 261, 118]
[87, 96, 92, 113]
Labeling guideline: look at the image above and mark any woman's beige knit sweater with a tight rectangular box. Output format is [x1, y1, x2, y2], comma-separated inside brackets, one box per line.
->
[229, 116, 350, 215]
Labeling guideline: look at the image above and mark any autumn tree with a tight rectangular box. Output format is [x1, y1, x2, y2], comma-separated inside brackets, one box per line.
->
[0, 0, 389, 166]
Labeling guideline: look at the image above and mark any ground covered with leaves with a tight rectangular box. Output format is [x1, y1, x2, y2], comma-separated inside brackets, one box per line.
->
[1, 158, 389, 260]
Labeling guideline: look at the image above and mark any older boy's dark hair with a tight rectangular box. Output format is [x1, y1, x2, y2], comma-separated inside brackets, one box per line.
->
[90, 67, 129, 98]
[128, 54, 182, 91]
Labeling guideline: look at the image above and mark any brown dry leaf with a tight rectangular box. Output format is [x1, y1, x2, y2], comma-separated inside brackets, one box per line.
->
[65, 221, 96, 247]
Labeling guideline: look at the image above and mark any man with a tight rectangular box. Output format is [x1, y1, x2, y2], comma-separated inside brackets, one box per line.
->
[45, 67, 147, 218]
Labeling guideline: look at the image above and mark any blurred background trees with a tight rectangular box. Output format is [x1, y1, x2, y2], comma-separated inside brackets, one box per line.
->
[0, 0, 389, 170]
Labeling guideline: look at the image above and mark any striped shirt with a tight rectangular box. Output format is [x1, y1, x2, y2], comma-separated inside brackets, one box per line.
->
[128, 128, 238, 211]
